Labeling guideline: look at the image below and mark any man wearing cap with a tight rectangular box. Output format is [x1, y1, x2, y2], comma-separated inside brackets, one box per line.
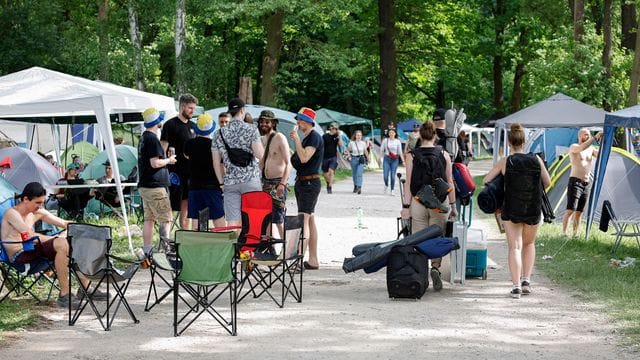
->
[212, 98, 264, 228]
[184, 113, 225, 230]
[139, 108, 177, 256]
[160, 93, 197, 229]
[95, 160, 126, 208]
[321, 123, 343, 194]
[432, 108, 448, 148]
[290, 107, 323, 270]
[258, 109, 291, 239]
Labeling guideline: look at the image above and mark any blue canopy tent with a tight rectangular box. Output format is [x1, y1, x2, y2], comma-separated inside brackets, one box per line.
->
[586, 106, 640, 239]
[396, 119, 422, 133]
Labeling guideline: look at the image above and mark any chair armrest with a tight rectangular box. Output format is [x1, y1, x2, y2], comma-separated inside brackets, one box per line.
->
[109, 253, 138, 265]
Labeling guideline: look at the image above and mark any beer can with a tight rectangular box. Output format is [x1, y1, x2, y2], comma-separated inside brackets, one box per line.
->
[20, 231, 29, 241]
[168, 147, 176, 157]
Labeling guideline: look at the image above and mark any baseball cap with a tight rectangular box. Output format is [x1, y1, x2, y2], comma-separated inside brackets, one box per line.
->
[228, 98, 245, 112]
[432, 108, 446, 121]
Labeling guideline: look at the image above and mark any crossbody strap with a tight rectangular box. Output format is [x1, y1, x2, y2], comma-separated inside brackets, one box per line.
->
[261, 133, 276, 179]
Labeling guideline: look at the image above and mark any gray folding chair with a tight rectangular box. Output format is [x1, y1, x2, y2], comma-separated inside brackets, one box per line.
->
[603, 201, 640, 254]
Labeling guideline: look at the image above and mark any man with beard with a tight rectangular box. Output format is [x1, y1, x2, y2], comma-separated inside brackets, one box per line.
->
[321, 123, 343, 194]
[161, 93, 196, 229]
[258, 110, 291, 239]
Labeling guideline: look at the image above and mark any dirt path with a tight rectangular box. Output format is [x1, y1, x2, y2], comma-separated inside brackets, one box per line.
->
[2, 161, 634, 359]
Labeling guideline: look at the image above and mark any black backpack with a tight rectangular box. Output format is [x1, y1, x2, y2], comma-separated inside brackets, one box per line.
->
[410, 146, 446, 197]
[386, 245, 428, 299]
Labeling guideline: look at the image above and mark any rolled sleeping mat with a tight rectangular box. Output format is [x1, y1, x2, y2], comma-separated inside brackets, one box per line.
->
[342, 224, 443, 273]
[477, 174, 504, 214]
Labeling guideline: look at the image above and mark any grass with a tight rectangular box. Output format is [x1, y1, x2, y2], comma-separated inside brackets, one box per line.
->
[0, 300, 44, 339]
[535, 224, 640, 346]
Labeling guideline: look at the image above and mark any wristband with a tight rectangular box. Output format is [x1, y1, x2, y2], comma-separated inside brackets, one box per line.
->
[402, 204, 410, 209]
[279, 183, 287, 188]
[450, 202, 456, 205]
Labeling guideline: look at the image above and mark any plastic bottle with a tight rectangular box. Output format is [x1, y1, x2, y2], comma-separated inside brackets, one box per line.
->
[356, 207, 365, 229]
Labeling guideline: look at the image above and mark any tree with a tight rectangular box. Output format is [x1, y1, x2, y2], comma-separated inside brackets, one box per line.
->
[259, 9, 284, 106]
[602, 0, 612, 110]
[622, 1, 637, 52]
[127, 0, 144, 90]
[493, 0, 506, 118]
[574, 0, 585, 43]
[378, 0, 398, 130]
[175, 0, 186, 96]
[97, 0, 110, 81]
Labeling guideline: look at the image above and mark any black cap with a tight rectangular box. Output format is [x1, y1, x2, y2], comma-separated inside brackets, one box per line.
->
[228, 98, 245, 112]
[432, 108, 446, 121]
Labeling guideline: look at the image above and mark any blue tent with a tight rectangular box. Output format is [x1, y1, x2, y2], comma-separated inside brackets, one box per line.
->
[528, 128, 579, 165]
[396, 119, 422, 133]
[586, 106, 640, 238]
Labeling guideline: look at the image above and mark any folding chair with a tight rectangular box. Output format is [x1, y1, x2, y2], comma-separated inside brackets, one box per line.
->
[67, 223, 140, 331]
[237, 192, 303, 307]
[173, 230, 237, 336]
[0, 198, 58, 304]
[602, 201, 640, 254]
[0, 236, 58, 304]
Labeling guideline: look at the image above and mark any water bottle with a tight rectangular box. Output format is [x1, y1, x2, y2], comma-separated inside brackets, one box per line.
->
[356, 207, 365, 229]
[134, 247, 150, 269]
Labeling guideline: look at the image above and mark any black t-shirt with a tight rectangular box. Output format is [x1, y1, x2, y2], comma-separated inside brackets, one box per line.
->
[183, 137, 221, 191]
[160, 116, 194, 175]
[322, 133, 340, 159]
[436, 128, 447, 148]
[138, 131, 170, 188]
[292, 131, 324, 176]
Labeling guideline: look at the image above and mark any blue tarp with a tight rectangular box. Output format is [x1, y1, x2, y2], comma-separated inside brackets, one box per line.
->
[396, 119, 422, 133]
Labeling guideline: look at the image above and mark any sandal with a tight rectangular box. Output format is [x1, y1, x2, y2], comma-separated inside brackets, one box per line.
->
[303, 261, 319, 270]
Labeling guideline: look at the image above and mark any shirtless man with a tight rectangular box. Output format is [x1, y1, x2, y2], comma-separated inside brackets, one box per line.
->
[258, 110, 291, 239]
[1, 182, 104, 309]
[563, 129, 602, 236]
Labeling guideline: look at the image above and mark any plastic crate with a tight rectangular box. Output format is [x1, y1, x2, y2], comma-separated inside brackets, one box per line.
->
[465, 248, 487, 279]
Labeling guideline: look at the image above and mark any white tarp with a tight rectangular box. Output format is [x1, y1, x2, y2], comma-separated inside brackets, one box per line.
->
[0, 66, 177, 252]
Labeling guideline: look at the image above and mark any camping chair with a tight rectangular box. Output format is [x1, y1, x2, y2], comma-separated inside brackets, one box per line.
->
[0, 237, 58, 304]
[602, 201, 640, 254]
[57, 180, 93, 221]
[0, 198, 58, 304]
[67, 223, 140, 331]
[237, 192, 303, 307]
[173, 230, 238, 336]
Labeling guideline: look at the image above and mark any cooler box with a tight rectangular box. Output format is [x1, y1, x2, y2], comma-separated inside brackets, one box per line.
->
[465, 228, 487, 279]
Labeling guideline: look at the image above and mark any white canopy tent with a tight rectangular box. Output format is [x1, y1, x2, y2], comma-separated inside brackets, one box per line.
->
[0, 66, 177, 252]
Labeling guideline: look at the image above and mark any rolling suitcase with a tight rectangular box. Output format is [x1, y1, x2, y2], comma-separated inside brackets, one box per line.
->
[386, 245, 428, 299]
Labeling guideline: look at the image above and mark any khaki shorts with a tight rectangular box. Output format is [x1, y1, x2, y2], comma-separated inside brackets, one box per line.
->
[139, 187, 172, 223]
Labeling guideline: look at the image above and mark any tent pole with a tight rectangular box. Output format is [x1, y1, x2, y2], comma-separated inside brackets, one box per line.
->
[51, 122, 62, 175]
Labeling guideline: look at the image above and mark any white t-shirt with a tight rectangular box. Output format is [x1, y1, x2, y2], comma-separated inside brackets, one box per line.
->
[382, 138, 402, 157]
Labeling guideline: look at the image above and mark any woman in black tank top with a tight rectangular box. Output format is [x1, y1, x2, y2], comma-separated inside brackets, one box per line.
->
[483, 123, 551, 299]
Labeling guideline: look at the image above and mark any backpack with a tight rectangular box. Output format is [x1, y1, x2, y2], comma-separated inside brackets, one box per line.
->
[411, 146, 446, 194]
[386, 245, 428, 299]
[452, 162, 476, 205]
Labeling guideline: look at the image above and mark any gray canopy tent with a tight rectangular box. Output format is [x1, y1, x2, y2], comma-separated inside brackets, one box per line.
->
[0, 66, 176, 252]
[493, 93, 605, 163]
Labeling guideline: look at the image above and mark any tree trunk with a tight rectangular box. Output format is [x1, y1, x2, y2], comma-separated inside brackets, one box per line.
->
[568, 0, 575, 21]
[602, 0, 612, 111]
[511, 28, 528, 113]
[127, 0, 144, 91]
[238, 77, 253, 105]
[493, 0, 505, 118]
[590, 0, 603, 36]
[622, 2, 637, 52]
[175, 0, 187, 96]
[378, 0, 397, 131]
[259, 10, 284, 106]
[97, 0, 109, 81]
[628, 20, 640, 106]
[574, 0, 585, 43]
[435, 78, 445, 108]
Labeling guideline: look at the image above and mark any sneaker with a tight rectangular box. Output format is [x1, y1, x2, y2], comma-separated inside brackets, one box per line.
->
[327, 186, 332, 194]
[57, 293, 81, 310]
[76, 287, 108, 301]
[510, 287, 522, 299]
[430, 267, 443, 291]
[521, 281, 531, 295]
[384, 186, 388, 194]
[390, 189, 396, 196]
[160, 238, 175, 254]
[357, 187, 362, 194]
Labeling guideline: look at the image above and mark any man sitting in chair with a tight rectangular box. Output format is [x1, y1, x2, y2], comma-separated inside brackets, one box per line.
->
[56, 164, 94, 219]
[1, 182, 106, 309]
[95, 160, 126, 208]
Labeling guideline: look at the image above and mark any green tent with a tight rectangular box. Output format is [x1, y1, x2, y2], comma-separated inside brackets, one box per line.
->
[81, 145, 138, 180]
[315, 108, 374, 137]
[61, 141, 99, 168]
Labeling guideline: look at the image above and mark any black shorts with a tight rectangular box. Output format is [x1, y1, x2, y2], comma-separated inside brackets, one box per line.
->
[566, 177, 590, 212]
[294, 179, 321, 214]
[169, 173, 189, 210]
[322, 156, 338, 172]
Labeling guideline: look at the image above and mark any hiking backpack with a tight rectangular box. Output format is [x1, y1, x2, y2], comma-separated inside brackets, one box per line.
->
[386, 245, 428, 299]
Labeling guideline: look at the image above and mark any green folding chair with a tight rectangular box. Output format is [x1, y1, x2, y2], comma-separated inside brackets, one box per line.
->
[173, 230, 238, 336]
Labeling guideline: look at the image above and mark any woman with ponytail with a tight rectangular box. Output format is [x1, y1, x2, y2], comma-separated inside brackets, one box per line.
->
[483, 123, 551, 299]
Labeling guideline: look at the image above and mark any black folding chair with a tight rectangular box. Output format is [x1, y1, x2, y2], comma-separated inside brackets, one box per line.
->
[603, 201, 640, 254]
[67, 223, 140, 331]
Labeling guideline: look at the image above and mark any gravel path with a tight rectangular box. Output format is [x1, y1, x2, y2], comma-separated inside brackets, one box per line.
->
[1, 161, 635, 359]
